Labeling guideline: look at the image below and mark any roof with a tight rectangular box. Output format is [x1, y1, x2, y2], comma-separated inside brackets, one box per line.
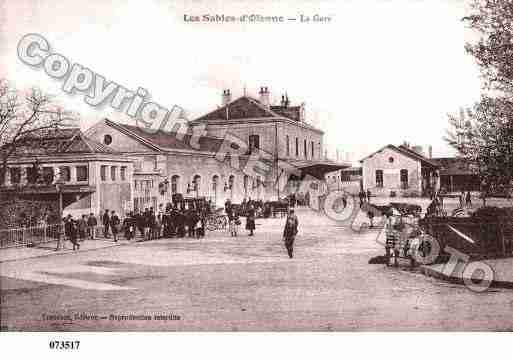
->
[431, 157, 477, 176]
[190, 96, 323, 133]
[359, 144, 440, 168]
[2, 127, 117, 157]
[106, 119, 224, 153]
[286, 159, 351, 180]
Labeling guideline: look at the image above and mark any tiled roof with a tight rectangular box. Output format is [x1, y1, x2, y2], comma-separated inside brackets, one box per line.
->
[112, 121, 225, 153]
[190, 96, 323, 133]
[191, 96, 277, 123]
[270, 105, 301, 122]
[2, 127, 117, 157]
[360, 144, 440, 168]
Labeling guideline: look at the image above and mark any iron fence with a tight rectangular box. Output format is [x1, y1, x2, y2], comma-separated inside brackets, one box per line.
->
[0, 223, 63, 249]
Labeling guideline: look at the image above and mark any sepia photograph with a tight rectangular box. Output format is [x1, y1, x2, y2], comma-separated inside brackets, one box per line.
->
[0, 0, 512, 350]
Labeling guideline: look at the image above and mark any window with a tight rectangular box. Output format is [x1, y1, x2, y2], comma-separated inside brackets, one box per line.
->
[212, 174, 219, 191]
[59, 166, 71, 182]
[120, 166, 126, 181]
[103, 134, 112, 145]
[192, 175, 201, 192]
[249, 135, 260, 153]
[42, 167, 54, 184]
[171, 175, 179, 194]
[400, 169, 408, 189]
[228, 175, 235, 190]
[286, 135, 290, 156]
[376, 170, 384, 188]
[304, 139, 307, 158]
[76, 166, 88, 182]
[111, 166, 117, 181]
[134, 180, 138, 190]
[26, 166, 38, 184]
[311, 141, 314, 158]
[134, 161, 142, 171]
[243, 175, 249, 195]
[295, 137, 299, 157]
[10, 167, 21, 184]
[388, 157, 394, 163]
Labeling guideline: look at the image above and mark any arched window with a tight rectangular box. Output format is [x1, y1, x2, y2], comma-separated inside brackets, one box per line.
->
[243, 175, 249, 197]
[193, 175, 201, 193]
[171, 175, 180, 194]
[212, 174, 219, 191]
[228, 174, 235, 189]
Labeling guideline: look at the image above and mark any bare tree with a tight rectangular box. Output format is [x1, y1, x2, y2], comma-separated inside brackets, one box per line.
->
[0, 79, 78, 182]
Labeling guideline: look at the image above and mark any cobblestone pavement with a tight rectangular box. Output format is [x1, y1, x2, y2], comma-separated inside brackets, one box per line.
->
[1, 209, 513, 331]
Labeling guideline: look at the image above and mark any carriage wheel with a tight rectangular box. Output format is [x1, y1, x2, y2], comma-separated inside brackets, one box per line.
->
[206, 217, 217, 231]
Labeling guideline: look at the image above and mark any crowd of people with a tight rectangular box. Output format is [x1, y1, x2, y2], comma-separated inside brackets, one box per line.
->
[53, 196, 301, 259]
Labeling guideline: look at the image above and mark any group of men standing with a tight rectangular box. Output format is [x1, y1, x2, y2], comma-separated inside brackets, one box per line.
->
[117, 202, 209, 241]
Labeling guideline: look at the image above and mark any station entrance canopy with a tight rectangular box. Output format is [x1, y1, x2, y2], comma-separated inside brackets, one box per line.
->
[285, 159, 350, 180]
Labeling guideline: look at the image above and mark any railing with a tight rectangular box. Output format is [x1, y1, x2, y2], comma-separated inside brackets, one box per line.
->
[0, 223, 63, 249]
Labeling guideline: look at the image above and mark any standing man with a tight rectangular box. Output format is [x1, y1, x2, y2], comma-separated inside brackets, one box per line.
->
[246, 204, 256, 236]
[87, 213, 97, 240]
[110, 210, 120, 242]
[77, 215, 87, 241]
[465, 190, 472, 209]
[102, 209, 110, 238]
[283, 209, 299, 259]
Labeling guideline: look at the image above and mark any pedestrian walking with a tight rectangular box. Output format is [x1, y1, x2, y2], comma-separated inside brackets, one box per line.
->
[465, 191, 472, 209]
[110, 210, 120, 242]
[342, 195, 347, 209]
[78, 214, 87, 241]
[246, 204, 256, 236]
[283, 209, 299, 259]
[102, 209, 110, 238]
[65, 215, 80, 250]
[87, 213, 97, 240]
[459, 190, 465, 208]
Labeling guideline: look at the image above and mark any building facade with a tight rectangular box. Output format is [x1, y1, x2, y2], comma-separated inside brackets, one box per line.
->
[360, 144, 440, 197]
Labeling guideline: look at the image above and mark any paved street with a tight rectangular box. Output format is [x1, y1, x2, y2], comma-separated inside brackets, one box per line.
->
[1, 208, 513, 331]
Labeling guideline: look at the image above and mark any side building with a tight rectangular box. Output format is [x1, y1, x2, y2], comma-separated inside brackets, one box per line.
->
[360, 144, 440, 197]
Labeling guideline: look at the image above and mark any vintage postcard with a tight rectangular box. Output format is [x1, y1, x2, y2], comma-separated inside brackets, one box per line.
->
[1, 0, 512, 348]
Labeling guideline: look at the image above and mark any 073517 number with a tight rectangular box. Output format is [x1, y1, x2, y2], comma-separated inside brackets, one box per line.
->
[49, 340, 80, 349]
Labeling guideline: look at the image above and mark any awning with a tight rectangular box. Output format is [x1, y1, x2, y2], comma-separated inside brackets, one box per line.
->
[0, 184, 96, 195]
[285, 159, 351, 180]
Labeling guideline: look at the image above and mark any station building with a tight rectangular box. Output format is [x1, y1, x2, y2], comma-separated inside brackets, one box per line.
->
[1, 87, 349, 220]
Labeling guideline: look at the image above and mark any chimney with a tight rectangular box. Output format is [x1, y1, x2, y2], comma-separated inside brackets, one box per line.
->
[258, 86, 270, 108]
[222, 89, 231, 106]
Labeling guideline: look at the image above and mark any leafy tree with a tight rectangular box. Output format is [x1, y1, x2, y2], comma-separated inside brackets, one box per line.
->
[446, 0, 513, 204]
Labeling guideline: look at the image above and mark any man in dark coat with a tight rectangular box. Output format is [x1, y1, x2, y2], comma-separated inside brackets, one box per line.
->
[283, 209, 298, 258]
[87, 213, 97, 240]
[102, 209, 110, 238]
[110, 210, 120, 242]
[65, 215, 80, 250]
[246, 204, 256, 236]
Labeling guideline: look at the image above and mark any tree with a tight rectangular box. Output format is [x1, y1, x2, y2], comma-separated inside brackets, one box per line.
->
[446, 99, 513, 205]
[446, 1, 513, 204]
[0, 79, 77, 183]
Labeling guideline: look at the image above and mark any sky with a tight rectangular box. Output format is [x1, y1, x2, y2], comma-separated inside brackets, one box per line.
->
[0, 0, 481, 164]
